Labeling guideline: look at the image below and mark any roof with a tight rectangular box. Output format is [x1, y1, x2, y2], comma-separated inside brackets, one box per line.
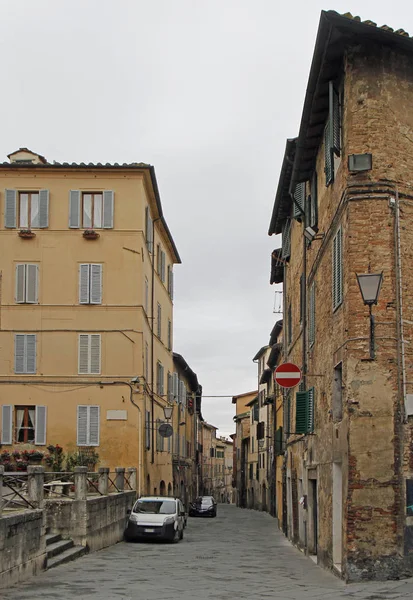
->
[269, 320, 283, 346]
[246, 394, 259, 407]
[173, 352, 200, 393]
[231, 390, 258, 404]
[268, 138, 296, 235]
[252, 346, 269, 362]
[1, 153, 181, 264]
[202, 422, 218, 430]
[267, 342, 283, 370]
[7, 147, 47, 164]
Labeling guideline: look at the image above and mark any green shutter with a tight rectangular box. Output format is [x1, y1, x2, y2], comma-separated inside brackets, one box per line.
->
[281, 219, 291, 260]
[275, 426, 283, 455]
[295, 391, 308, 434]
[324, 120, 333, 186]
[293, 182, 305, 220]
[310, 172, 318, 228]
[307, 387, 315, 433]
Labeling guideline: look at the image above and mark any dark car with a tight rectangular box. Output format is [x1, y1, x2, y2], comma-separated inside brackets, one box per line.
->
[189, 496, 217, 518]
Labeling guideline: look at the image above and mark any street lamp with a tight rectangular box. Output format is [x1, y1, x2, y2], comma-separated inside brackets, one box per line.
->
[163, 405, 173, 421]
[356, 272, 384, 359]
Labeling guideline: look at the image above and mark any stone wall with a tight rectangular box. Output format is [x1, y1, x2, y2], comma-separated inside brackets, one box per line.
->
[0, 510, 46, 589]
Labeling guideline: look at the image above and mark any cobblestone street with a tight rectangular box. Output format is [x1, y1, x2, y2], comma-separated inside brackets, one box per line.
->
[3, 505, 413, 600]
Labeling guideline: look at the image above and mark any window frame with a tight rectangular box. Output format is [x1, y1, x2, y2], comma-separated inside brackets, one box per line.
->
[15, 263, 39, 304]
[77, 405, 100, 446]
[82, 192, 104, 229]
[78, 334, 101, 375]
[157, 302, 162, 339]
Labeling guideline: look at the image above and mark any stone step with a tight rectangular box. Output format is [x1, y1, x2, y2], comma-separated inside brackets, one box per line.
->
[46, 539, 74, 559]
[45, 533, 62, 546]
[46, 545, 87, 570]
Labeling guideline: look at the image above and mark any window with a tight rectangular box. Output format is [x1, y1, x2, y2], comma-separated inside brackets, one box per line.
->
[324, 81, 341, 186]
[249, 463, 253, 480]
[295, 388, 315, 434]
[332, 227, 343, 311]
[156, 362, 164, 396]
[173, 372, 179, 401]
[157, 303, 162, 339]
[15, 334, 36, 374]
[333, 363, 343, 421]
[167, 372, 173, 403]
[69, 190, 113, 229]
[281, 219, 291, 260]
[78, 334, 101, 374]
[167, 319, 172, 351]
[79, 264, 102, 304]
[179, 380, 186, 407]
[144, 277, 149, 314]
[1, 405, 46, 445]
[145, 206, 153, 253]
[15, 264, 38, 304]
[77, 405, 100, 446]
[257, 421, 265, 440]
[275, 427, 284, 456]
[293, 182, 305, 220]
[167, 265, 174, 300]
[251, 436, 254, 453]
[309, 281, 315, 347]
[145, 410, 151, 449]
[157, 246, 166, 283]
[309, 172, 318, 229]
[253, 402, 259, 422]
[156, 418, 165, 452]
[5, 189, 49, 229]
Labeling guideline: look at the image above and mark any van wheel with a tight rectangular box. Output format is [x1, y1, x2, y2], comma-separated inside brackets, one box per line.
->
[179, 528, 184, 540]
[172, 529, 180, 543]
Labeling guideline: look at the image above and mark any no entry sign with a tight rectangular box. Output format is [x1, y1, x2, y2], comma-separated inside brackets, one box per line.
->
[274, 363, 302, 388]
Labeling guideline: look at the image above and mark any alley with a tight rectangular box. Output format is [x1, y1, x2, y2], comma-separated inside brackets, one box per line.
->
[3, 505, 413, 600]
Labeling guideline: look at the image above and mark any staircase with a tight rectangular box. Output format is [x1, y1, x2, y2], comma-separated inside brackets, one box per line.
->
[45, 532, 87, 569]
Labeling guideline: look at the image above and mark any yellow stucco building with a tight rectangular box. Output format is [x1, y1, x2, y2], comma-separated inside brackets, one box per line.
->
[0, 147, 181, 496]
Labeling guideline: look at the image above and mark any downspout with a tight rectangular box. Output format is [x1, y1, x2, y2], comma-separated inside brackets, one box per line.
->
[151, 217, 161, 464]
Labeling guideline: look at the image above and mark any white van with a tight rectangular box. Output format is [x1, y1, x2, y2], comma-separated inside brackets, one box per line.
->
[125, 496, 185, 543]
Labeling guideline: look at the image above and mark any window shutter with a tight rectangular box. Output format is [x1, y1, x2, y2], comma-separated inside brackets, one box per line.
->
[1, 405, 13, 444]
[295, 391, 308, 434]
[167, 372, 173, 403]
[90, 334, 101, 374]
[281, 219, 291, 260]
[286, 393, 291, 435]
[89, 406, 100, 445]
[170, 271, 174, 301]
[102, 190, 114, 228]
[5, 189, 17, 228]
[16, 264, 26, 303]
[26, 264, 38, 304]
[77, 406, 88, 445]
[161, 251, 165, 282]
[309, 282, 315, 347]
[35, 406, 47, 445]
[145, 207, 153, 252]
[310, 172, 318, 228]
[173, 373, 179, 401]
[26, 335, 36, 373]
[307, 387, 315, 433]
[79, 334, 89, 374]
[330, 81, 341, 156]
[275, 427, 283, 456]
[39, 190, 49, 228]
[324, 121, 333, 186]
[69, 190, 81, 228]
[90, 264, 102, 304]
[79, 264, 90, 304]
[332, 228, 343, 311]
[293, 182, 305, 220]
[15, 334, 25, 373]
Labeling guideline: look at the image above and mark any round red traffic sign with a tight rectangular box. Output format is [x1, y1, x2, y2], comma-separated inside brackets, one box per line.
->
[274, 363, 302, 388]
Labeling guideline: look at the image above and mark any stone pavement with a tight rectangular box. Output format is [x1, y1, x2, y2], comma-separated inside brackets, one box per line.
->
[3, 505, 413, 600]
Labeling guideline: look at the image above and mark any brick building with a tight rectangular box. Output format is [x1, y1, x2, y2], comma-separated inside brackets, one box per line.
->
[268, 11, 413, 581]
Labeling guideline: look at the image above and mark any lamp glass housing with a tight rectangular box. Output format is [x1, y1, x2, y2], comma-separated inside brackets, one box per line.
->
[163, 406, 173, 420]
[356, 272, 383, 305]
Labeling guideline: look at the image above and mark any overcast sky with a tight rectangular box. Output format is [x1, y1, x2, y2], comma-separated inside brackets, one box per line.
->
[1, 0, 412, 437]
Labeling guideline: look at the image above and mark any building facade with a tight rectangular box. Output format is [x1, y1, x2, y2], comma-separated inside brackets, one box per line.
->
[232, 390, 256, 507]
[268, 11, 413, 581]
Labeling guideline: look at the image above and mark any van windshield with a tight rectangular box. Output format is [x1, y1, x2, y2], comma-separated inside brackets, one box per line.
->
[134, 500, 176, 515]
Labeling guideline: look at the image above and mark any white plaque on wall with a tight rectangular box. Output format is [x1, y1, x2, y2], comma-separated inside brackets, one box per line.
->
[106, 410, 128, 421]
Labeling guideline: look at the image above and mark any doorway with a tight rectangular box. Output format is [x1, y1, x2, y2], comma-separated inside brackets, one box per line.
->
[308, 477, 318, 556]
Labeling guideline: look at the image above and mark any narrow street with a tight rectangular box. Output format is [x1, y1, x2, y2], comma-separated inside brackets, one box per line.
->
[3, 505, 413, 600]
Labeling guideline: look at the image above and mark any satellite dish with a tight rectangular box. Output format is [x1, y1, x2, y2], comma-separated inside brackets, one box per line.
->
[159, 423, 173, 438]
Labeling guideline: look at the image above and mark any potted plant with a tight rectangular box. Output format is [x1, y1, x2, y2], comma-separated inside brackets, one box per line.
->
[83, 229, 100, 240]
[15, 459, 28, 472]
[18, 228, 36, 238]
[44, 444, 65, 471]
[0, 450, 11, 464]
[25, 449, 45, 464]
[12, 450, 21, 460]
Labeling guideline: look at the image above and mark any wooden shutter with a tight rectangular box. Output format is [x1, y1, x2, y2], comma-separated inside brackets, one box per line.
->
[167, 372, 172, 403]
[26, 264, 38, 304]
[309, 282, 315, 347]
[35, 406, 47, 445]
[286, 393, 291, 435]
[5, 189, 17, 228]
[90, 264, 102, 304]
[310, 172, 318, 228]
[324, 121, 333, 186]
[330, 81, 341, 156]
[15, 264, 26, 303]
[281, 219, 291, 260]
[69, 190, 81, 228]
[39, 190, 49, 228]
[79, 334, 90, 374]
[1, 405, 13, 444]
[90, 334, 101, 374]
[79, 264, 90, 304]
[145, 207, 153, 252]
[156, 244, 161, 274]
[89, 406, 100, 445]
[293, 182, 305, 220]
[157, 303, 161, 338]
[332, 228, 343, 310]
[77, 406, 88, 445]
[102, 191, 114, 228]
[295, 391, 308, 434]
[26, 335, 36, 373]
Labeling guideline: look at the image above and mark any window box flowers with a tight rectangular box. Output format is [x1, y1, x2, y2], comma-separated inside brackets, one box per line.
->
[83, 229, 100, 240]
[19, 229, 36, 239]
[22, 449, 45, 463]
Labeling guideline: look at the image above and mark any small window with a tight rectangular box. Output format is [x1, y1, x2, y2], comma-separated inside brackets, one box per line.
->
[16, 264, 38, 304]
[79, 264, 102, 304]
[156, 362, 164, 396]
[78, 334, 101, 374]
[333, 363, 343, 421]
[69, 190, 113, 229]
[77, 405, 100, 446]
[15, 334, 37, 374]
[5, 190, 49, 229]
[167, 319, 172, 351]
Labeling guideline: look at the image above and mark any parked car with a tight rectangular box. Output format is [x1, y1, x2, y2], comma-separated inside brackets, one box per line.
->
[124, 496, 185, 542]
[189, 496, 217, 518]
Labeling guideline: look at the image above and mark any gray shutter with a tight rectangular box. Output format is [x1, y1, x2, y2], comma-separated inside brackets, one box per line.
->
[90, 334, 101, 374]
[39, 190, 49, 228]
[310, 172, 318, 228]
[324, 121, 333, 186]
[103, 191, 114, 228]
[79, 334, 89, 374]
[26, 335, 36, 373]
[161, 251, 165, 282]
[90, 264, 102, 304]
[170, 271, 174, 301]
[293, 183, 305, 220]
[5, 189, 17, 228]
[15, 264, 26, 303]
[69, 190, 81, 228]
[281, 219, 291, 260]
[77, 406, 88, 445]
[89, 406, 100, 446]
[35, 406, 47, 445]
[15, 334, 26, 373]
[1, 405, 13, 444]
[330, 81, 341, 156]
[79, 264, 90, 304]
[26, 264, 38, 304]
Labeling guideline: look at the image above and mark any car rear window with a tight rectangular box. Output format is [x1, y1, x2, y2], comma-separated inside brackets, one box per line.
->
[134, 500, 176, 514]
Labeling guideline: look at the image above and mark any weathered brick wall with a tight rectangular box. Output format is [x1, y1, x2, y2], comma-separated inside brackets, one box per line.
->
[0, 510, 46, 589]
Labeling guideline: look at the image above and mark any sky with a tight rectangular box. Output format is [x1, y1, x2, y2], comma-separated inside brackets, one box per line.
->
[1, 0, 413, 437]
